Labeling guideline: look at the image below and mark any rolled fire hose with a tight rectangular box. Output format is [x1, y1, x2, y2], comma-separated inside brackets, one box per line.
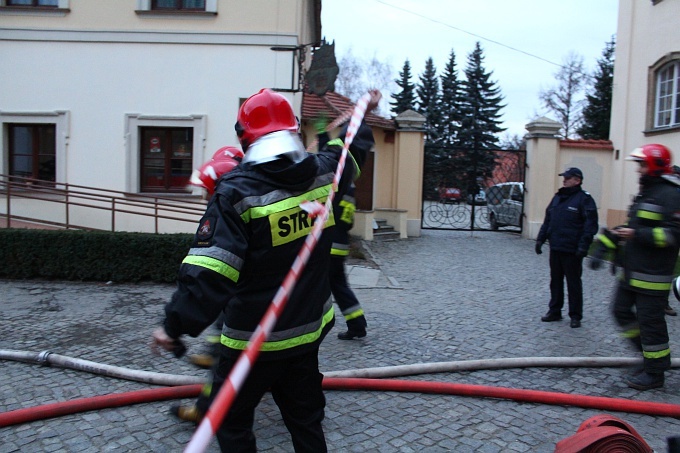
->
[3, 349, 680, 429]
[554, 414, 654, 453]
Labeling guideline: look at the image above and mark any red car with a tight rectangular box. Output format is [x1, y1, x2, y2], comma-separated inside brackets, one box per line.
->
[438, 187, 462, 203]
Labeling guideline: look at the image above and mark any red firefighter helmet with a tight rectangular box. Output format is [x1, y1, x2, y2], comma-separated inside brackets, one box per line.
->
[627, 143, 673, 176]
[189, 146, 244, 196]
[235, 88, 298, 150]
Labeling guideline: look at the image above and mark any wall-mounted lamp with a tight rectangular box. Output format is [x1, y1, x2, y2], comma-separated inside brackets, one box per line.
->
[270, 42, 318, 93]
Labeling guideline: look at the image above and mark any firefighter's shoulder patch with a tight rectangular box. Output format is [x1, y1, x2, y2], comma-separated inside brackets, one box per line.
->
[196, 216, 216, 241]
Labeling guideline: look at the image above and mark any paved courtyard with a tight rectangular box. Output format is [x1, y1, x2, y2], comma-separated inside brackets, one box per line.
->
[2, 229, 680, 452]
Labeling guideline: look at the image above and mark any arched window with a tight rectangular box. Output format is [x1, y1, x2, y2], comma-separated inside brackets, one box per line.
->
[654, 60, 680, 128]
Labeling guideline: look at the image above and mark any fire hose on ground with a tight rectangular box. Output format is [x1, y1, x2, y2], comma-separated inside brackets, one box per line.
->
[2, 348, 680, 430]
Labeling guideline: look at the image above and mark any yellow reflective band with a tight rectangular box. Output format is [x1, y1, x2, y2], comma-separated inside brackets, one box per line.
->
[182, 255, 239, 283]
[220, 306, 335, 352]
[344, 308, 364, 321]
[201, 383, 212, 397]
[638, 210, 663, 221]
[621, 328, 640, 339]
[269, 201, 335, 247]
[598, 234, 616, 249]
[339, 199, 356, 224]
[653, 227, 668, 247]
[326, 138, 361, 180]
[629, 278, 671, 291]
[331, 247, 350, 256]
[643, 348, 670, 359]
[241, 184, 335, 223]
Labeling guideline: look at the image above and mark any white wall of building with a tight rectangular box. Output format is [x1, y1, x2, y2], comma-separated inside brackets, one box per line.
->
[609, 0, 680, 222]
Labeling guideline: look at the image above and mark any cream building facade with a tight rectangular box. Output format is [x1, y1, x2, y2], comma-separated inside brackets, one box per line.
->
[0, 0, 320, 197]
[608, 0, 680, 226]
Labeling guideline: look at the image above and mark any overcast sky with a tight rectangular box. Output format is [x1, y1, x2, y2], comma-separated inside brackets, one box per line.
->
[320, 0, 619, 139]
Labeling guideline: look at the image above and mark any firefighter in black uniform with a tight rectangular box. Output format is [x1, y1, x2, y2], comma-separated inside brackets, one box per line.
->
[316, 122, 368, 340]
[331, 182, 368, 339]
[536, 167, 599, 328]
[594, 144, 680, 390]
[151, 88, 381, 451]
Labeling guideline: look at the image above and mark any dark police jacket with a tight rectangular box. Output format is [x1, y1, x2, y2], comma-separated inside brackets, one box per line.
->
[537, 185, 598, 254]
[163, 127, 371, 360]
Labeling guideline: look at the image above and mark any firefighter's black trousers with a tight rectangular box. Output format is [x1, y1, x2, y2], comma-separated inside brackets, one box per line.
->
[208, 347, 327, 453]
[612, 284, 671, 374]
[329, 255, 367, 331]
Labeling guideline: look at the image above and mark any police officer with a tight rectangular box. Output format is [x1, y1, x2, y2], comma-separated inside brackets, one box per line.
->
[536, 167, 599, 328]
[151, 88, 381, 451]
[606, 144, 680, 390]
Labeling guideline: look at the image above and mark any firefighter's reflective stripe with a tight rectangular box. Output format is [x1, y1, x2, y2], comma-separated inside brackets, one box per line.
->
[220, 299, 335, 352]
[642, 342, 671, 359]
[653, 227, 676, 247]
[182, 246, 243, 283]
[597, 233, 617, 249]
[331, 242, 350, 256]
[636, 203, 664, 221]
[339, 198, 356, 224]
[629, 271, 673, 292]
[233, 181, 337, 246]
[326, 138, 361, 180]
[341, 303, 364, 321]
[621, 327, 641, 339]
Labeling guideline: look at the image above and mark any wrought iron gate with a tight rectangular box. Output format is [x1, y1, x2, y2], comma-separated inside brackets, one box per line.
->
[421, 145, 526, 232]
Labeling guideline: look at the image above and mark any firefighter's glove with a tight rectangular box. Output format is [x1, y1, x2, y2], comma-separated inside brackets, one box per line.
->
[314, 114, 328, 134]
[576, 248, 587, 259]
[535, 241, 543, 255]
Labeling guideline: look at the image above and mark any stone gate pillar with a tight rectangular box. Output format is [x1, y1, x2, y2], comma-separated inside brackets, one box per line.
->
[523, 117, 562, 239]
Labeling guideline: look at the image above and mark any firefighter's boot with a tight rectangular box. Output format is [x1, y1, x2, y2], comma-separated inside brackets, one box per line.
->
[170, 404, 204, 424]
[626, 371, 664, 391]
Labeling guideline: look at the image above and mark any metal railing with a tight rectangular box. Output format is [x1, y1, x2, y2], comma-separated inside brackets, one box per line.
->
[0, 174, 207, 233]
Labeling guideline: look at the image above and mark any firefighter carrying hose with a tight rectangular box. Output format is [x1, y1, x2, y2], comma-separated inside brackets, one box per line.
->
[151, 88, 381, 451]
[590, 144, 680, 390]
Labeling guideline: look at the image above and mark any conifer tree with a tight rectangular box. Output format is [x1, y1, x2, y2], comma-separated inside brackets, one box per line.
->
[438, 49, 464, 147]
[416, 57, 441, 143]
[456, 42, 505, 187]
[577, 37, 615, 140]
[390, 59, 416, 116]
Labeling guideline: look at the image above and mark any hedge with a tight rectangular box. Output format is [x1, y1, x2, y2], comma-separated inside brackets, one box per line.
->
[0, 228, 192, 283]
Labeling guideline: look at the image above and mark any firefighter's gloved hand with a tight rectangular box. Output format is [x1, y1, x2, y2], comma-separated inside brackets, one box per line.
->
[576, 248, 588, 259]
[535, 241, 543, 255]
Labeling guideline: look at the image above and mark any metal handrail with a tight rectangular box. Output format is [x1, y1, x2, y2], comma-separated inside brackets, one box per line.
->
[0, 174, 207, 233]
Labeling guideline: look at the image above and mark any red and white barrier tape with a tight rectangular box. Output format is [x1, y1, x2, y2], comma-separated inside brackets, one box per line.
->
[185, 92, 371, 452]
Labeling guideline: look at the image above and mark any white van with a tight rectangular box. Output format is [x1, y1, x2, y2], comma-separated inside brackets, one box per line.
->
[485, 182, 524, 230]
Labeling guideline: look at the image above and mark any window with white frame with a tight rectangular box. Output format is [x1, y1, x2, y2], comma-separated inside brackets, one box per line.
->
[8, 123, 56, 184]
[0, 0, 68, 12]
[125, 114, 205, 194]
[1, 111, 69, 185]
[136, 0, 216, 13]
[151, 0, 205, 10]
[655, 60, 680, 129]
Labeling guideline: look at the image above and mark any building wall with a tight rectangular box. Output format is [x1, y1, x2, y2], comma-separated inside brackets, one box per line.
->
[609, 0, 680, 225]
[0, 0, 316, 197]
[523, 118, 611, 239]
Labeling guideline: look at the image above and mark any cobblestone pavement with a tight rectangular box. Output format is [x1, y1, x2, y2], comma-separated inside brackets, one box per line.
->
[2, 229, 680, 452]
